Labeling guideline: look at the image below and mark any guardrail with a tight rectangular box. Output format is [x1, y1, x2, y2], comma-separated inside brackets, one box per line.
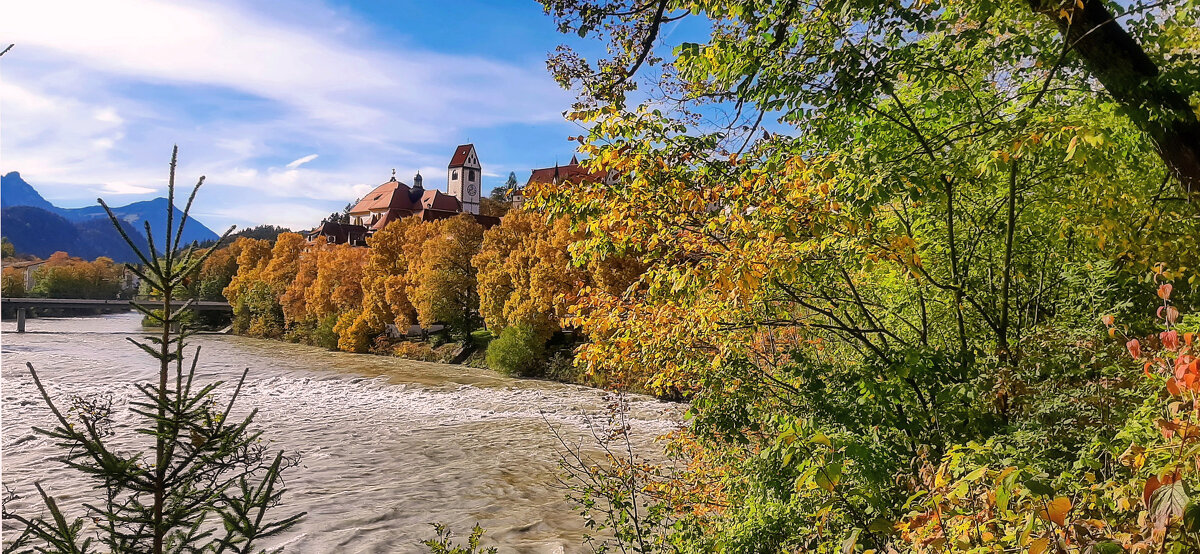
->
[2, 297, 232, 332]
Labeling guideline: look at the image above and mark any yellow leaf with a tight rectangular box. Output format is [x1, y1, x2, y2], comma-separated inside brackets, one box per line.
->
[1029, 537, 1050, 554]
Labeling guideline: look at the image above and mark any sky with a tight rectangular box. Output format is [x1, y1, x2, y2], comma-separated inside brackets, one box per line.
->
[0, 0, 597, 232]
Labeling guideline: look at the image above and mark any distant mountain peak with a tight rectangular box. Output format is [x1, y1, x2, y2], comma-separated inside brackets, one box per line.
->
[1, 171, 57, 212]
[1, 172, 220, 259]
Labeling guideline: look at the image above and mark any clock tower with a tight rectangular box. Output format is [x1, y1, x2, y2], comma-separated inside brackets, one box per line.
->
[447, 144, 481, 215]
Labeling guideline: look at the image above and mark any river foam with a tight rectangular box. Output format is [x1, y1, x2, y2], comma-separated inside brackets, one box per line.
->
[2, 313, 682, 553]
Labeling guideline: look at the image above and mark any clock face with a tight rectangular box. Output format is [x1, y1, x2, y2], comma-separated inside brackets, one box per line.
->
[466, 183, 477, 196]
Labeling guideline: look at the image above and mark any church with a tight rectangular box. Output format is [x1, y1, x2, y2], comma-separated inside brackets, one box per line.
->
[309, 144, 499, 245]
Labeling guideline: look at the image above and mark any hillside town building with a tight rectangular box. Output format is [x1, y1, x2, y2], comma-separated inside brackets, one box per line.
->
[513, 155, 616, 210]
[309, 144, 498, 245]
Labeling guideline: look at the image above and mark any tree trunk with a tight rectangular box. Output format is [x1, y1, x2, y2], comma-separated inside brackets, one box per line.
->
[1036, 0, 1200, 201]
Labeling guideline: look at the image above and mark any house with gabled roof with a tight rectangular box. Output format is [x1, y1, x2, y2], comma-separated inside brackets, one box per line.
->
[513, 155, 616, 210]
[308, 144, 498, 245]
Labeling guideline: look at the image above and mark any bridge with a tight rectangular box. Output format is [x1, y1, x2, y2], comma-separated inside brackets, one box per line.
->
[2, 298, 232, 333]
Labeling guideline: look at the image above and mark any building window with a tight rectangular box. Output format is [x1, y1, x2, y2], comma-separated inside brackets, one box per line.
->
[452, 170, 458, 180]
[468, 169, 475, 181]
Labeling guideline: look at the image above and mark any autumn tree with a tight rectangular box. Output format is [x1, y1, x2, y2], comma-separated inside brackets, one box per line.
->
[222, 238, 274, 335]
[473, 209, 587, 341]
[30, 252, 125, 299]
[2, 266, 26, 297]
[196, 238, 246, 300]
[409, 215, 485, 337]
[339, 218, 426, 352]
[535, 0, 1200, 551]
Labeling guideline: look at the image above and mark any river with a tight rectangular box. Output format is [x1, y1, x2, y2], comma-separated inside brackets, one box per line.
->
[1, 313, 682, 553]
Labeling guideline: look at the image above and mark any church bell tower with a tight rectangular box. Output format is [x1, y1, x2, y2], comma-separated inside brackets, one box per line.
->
[447, 144, 481, 215]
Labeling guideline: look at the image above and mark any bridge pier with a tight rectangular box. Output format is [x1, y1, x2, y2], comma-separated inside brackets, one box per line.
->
[16, 308, 26, 333]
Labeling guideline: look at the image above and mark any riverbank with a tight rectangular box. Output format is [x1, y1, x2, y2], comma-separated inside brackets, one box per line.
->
[2, 312, 682, 553]
[235, 323, 599, 390]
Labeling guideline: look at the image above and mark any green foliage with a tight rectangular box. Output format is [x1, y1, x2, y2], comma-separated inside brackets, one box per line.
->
[1, 236, 14, 258]
[485, 324, 545, 377]
[2, 147, 303, 553]
[421, 523, 497, 554]
[313, 313, 340, 350]
[533, 0, 1200, 551]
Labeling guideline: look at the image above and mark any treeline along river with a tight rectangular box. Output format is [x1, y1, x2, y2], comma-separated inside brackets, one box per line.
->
[1, 313, 681, 553]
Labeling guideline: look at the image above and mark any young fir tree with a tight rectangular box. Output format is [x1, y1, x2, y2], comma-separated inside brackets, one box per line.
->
[2, 147, 304, 553]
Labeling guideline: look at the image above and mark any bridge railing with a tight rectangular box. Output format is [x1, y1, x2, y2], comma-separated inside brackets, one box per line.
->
[2, 297, 232, 333]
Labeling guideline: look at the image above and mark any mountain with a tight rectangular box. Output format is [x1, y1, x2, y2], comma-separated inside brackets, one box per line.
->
[0, 206, 145, 263]
[61, 197, 221, 249]
[1, 172, 58, 212]
[0, 172, 221, 259]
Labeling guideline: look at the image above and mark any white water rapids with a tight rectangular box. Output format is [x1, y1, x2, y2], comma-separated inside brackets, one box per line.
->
[1, 313, 682, 552]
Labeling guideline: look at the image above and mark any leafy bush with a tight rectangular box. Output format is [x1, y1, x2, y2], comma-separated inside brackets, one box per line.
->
[311, 314, 340, 349]
[543, 349, 583, 383]
[485, 324, 545, 376]
[393, 341, 459, 363]
[422, 523, 496, 554]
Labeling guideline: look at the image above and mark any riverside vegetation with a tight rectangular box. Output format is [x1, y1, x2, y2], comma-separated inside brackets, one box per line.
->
[210, 208, 643, 383]
[512, 0, 1200, 551]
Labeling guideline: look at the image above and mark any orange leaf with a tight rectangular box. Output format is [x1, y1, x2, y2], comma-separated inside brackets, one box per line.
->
[1167, 379, 1182, 397]
[1159, 283, 1173, 300]
[1039, 496, 1071, 527]
[1029, 537, 1050, 554]
[1145, 474, 1169, 507]
[1128, 339, 1142, 359]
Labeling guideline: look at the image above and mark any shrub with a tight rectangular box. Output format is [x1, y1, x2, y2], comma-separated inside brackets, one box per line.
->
[543, 349, 583, 384]
[393, 341, 435, 361]
[313, 313, 341, 350]
[485, 324, 544, 376]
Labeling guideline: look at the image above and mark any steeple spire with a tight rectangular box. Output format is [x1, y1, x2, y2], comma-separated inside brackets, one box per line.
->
[390, 168, 397, 182]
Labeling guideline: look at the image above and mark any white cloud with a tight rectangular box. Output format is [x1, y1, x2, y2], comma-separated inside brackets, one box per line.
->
[286, 154, 319, 169]
[100, 182, 157, 195]
[0, 0, 572, 229]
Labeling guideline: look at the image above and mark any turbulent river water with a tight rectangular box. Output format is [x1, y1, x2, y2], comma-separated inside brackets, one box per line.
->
[1, 313, 682, 553]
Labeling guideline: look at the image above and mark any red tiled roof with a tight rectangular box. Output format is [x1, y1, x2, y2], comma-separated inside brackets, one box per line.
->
[526, 159, 607, 186]
[350, 179, 410, 213]
[448, 144, 475, 167]
[420, 189, 461, 211]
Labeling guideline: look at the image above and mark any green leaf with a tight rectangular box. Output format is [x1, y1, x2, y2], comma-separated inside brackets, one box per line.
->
[1088, 541, 1124, 554]
[816, 462, 843, 492]
[1023, 478, 1054, 498]
[1150, 481, 1189, 524]
[1182, 500, 1200, 532]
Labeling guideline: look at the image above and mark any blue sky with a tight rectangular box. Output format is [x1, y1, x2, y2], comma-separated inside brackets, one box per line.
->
[0, 0, 599, 231]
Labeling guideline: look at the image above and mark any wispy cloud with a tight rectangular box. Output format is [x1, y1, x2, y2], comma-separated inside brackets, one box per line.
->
[286, 154, 319, 169]
[0, 0, 574, 230]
